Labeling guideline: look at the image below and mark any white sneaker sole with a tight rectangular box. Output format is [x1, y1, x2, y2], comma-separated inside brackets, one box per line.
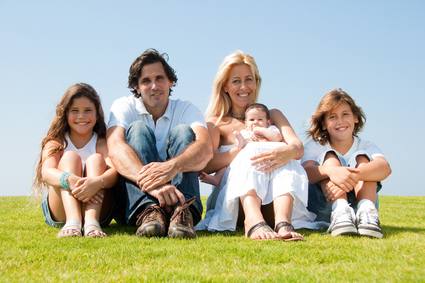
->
[358, 228, 383, 239]
[330, 225, 358, 237]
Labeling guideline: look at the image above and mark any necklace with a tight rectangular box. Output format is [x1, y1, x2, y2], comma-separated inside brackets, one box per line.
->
[231, 112, 245, 120]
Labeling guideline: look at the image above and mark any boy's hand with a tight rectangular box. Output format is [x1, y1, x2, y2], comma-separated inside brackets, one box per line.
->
[326, 166, 360, 192]
[321, 180, 346, 202]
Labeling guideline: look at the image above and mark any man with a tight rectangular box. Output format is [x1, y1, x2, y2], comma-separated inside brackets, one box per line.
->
[107, 49, 212, 238]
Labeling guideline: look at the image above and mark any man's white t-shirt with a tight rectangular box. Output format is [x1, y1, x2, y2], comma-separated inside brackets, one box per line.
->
[108, 95, 206, 160]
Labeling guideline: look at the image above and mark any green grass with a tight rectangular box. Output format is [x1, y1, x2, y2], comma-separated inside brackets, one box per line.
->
[1, 196, 424, 282]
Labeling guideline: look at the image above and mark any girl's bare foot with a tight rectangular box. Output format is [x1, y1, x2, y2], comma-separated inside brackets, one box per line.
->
[57, 220, 82, 238]
[84, 220, 107, 238]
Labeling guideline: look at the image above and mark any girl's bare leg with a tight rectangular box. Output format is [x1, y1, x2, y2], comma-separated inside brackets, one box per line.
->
[57, 151, 83, 237]
[83, 153, 107, 237]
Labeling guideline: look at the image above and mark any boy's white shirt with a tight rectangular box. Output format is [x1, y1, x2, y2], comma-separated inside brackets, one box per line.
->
[302, 136, 385, 166]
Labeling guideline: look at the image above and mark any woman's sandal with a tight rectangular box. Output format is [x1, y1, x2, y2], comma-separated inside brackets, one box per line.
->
[274, 221, 304, 241]
[57, 220, 82, 238]
[84, 220, 107, 238]
[246, 221, 280, 240]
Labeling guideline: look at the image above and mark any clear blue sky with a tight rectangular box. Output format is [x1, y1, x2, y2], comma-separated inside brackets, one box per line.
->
[1, 1, 424, 196]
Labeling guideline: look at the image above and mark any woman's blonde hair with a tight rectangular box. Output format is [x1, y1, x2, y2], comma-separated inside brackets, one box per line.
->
[307, 88, 366, 145]
[33, 83, 106, 194]
[205, 50, 262, 125]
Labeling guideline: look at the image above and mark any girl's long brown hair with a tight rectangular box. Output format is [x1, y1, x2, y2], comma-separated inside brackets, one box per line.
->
[33, 83, 106, 194]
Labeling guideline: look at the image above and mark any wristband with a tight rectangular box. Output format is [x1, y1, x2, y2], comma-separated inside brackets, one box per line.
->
[60, 172, 71, 190]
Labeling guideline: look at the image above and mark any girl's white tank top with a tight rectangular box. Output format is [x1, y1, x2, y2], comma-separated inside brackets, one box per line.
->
[64, 133, 98, 167]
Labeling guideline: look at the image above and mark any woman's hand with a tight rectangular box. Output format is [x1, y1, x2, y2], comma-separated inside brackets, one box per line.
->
[71, 177, 101, 203]
[250, 145, 292, 172]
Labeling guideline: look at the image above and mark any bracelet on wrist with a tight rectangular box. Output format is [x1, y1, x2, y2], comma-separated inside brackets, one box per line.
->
[59, 172, 71, 190]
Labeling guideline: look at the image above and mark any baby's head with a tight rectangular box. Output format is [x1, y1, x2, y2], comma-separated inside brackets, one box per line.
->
[245, 103, 271, 129]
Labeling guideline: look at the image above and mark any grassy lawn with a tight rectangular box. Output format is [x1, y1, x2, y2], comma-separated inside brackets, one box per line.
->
[1, 196, 424, 282]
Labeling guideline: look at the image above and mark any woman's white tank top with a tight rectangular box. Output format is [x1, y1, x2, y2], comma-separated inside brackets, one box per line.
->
[64, 133, 98, 167]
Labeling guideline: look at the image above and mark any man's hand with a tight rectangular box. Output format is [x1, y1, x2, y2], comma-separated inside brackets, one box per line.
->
[147, 184, 185, 207]
[137, 160, 179, 192]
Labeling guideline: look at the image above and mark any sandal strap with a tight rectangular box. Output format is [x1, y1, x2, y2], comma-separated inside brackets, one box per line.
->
[84, 220, 102, 236]
[274, 221, 294, 233]
[58, 220, 82, 238]
[246, 221, 273, 238]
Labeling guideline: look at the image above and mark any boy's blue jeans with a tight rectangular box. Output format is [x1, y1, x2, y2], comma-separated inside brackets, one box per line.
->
[113, 121, 202, 225]
[307, 183, 381, 222]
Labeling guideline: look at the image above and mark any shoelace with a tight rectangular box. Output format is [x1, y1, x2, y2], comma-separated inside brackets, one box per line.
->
[170, 196, 196, 223]
[333, 207, 355, 224]
[136, 205, 165, 226]
[357, 209, 379, 225]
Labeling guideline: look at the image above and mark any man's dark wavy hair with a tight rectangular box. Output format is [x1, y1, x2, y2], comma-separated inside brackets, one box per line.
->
[128, 48, 178, 98]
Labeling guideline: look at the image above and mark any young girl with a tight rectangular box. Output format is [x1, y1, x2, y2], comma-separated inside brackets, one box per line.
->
[302, 88, 391, 238]
[34, 83, 117, 238]
[200, 103, 315, 240]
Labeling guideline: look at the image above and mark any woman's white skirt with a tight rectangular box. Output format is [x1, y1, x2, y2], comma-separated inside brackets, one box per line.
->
[196, 142, 319, 231]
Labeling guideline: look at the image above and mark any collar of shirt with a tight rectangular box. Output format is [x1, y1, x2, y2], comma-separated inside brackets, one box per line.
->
[135, 97, 173, 122]
[330, 136, 360, 161]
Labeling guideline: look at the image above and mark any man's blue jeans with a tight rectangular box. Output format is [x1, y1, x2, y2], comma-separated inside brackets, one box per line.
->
[113, 121, 203, 225]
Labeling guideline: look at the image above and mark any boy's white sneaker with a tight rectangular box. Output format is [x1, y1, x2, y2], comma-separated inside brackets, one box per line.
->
[327, 206, 358, 236]
[356, 207, 383, 239]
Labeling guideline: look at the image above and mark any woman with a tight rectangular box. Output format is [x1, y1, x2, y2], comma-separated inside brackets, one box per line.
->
[196, 51, 316, 240]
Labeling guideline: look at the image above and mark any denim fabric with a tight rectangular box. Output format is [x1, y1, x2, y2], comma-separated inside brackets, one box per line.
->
[114, 121, 203, 225]
[307, 183, 382, 222]
[41, 190, 114, 228]
[41, 190, 64, 228]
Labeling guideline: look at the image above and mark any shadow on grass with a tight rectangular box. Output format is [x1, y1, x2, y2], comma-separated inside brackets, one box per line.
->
[196, 229, 244, 238]
[102, 223, 136, 236]
[102, 223, 247, 238]
[381, 225, 425, 236]
[102, 221, 425, 239]
[102, 223, 329, 238]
